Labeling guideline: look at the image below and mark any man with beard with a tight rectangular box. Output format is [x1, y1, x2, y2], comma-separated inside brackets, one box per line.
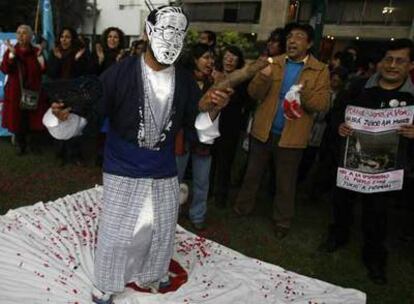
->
[45, 6, 233, 304]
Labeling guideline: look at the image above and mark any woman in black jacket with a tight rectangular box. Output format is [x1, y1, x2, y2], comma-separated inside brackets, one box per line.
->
[175, 43, 215, 230]
[90, 27, 127, 166]
[212, 45, 251, 208]
[47, 27, 88, 79]
[47, 27, 88, 165]
[90, 27, 126, 75]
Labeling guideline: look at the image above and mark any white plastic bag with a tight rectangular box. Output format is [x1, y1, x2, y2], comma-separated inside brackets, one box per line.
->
[42, 107, 87, 140]
[283, 84, 303, 120]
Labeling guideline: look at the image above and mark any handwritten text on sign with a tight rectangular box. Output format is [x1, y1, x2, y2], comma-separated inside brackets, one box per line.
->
[337, 167, 403, 193]
[345, 105, 414, 132]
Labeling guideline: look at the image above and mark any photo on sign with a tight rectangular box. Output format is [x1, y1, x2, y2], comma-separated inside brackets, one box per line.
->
[343, 130, 399, 174]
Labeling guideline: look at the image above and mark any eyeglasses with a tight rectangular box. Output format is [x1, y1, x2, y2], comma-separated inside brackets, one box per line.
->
[154, 26, 185, 41]
[382, 56, 410, 66]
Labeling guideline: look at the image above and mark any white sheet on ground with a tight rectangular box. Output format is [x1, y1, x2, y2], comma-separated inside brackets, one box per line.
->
[0, 187, 366, 304]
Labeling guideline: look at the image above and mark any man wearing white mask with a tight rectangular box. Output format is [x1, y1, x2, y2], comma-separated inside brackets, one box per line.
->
[45, 6, 232, 304]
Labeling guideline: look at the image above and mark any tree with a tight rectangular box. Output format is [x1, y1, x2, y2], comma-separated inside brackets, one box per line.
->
[1, 0, 88, 38]
[53, 0, 88, 35]
[185, 28, 199, 46]
[217, 32, 258, 59]
[0, 0, 37, 32]
[185, 30, 258, 59]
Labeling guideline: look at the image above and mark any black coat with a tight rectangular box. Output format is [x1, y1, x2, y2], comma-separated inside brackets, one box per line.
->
[99, 56, 201, 148]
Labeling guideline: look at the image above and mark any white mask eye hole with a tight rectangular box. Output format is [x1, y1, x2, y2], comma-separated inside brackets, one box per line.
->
[163, 28, 175, 40]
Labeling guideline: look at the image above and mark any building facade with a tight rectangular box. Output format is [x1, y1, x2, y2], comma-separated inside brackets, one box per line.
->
[182, 0, 414, 41]
[81, 0, 169, 41]
[182, 0, 290, 41]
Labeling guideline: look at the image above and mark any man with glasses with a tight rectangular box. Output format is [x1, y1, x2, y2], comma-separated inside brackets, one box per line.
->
[319, 39, 414, 285]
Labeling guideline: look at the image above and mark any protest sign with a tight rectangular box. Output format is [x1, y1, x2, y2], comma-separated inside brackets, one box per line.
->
[337, 105, 414, 193]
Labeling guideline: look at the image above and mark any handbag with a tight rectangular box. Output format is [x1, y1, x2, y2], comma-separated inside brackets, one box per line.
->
[18, 63, 39, 110]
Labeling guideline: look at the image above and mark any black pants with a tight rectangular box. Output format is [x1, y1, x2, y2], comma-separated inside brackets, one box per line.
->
[331, 186, 390, 269]
[401, 177, 414, 237]
[15, 111, 30, 152]
[56, 136, 84, 164]
[213, 135, 239, 203]
[297, 146, 319, 183]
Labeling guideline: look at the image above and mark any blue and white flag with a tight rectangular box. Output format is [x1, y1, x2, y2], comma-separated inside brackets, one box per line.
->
[0, 33, 16, 136]
[42, 0, 55, 52]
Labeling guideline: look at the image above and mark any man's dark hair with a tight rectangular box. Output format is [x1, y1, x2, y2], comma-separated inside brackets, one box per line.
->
[132, 39, 146, 47]
[201, 30, 217, 47]
[147, 6, 189, 31]
[333, 51, 354, 72]
[384, 39, 414, 61]
[267, 27, 286, 53]
[284, 22, 314, 42]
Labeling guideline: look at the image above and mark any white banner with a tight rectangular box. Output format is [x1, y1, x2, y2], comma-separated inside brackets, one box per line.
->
[337, 105, 413, 193]
[345, 105, 414, 132]
[337, 167, 404, 193]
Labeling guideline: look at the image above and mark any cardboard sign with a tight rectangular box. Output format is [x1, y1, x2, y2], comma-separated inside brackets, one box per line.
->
[345, 105, 414, 132]
[337, 167, 404, 193]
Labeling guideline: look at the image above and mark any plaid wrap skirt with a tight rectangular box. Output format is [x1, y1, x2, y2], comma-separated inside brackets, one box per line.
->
[94, 173, 179, 292]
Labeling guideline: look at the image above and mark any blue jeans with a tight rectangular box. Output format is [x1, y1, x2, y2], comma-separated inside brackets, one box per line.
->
[176, 151, 211, 224]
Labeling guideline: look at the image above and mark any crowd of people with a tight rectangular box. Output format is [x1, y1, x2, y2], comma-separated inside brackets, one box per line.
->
[1, 6, 414, 302]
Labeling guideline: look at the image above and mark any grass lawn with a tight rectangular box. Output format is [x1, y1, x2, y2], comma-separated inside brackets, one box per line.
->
[0, 136, 413, 304]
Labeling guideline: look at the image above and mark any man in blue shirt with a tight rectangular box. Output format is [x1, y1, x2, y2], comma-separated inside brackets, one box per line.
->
[234, 23, 330, 239]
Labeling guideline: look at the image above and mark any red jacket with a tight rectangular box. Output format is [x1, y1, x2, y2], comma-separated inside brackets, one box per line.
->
[1, 44, 48, 133]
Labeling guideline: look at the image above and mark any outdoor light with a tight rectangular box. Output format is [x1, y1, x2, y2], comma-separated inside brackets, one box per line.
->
[330, 36, 334, 40]
[327, 35, 331, 39]
[251, 33, 255, 36]
[390, 37, 395, 41]
[356, 36, 360, 40]
[382, 6, 394, 15]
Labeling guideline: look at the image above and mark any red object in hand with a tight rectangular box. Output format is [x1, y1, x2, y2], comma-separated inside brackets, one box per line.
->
[126, 259, 188, 294]
[283, 98, 303, 120]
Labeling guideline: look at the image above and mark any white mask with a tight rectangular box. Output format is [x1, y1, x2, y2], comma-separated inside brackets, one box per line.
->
[146, 7, 188, 65]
